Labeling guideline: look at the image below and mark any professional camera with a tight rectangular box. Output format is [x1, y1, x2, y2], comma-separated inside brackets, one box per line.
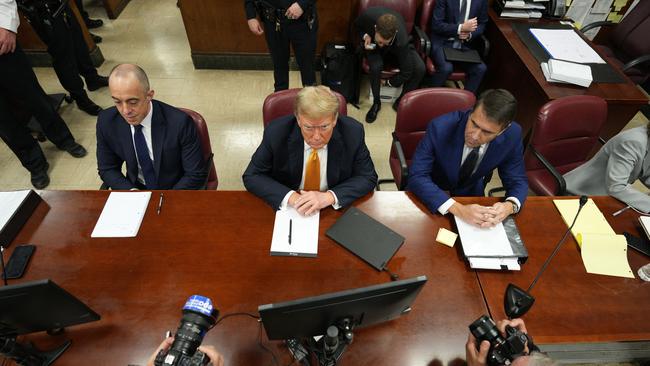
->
[469, 315, 529, 366]
[154, 295, 219, 366]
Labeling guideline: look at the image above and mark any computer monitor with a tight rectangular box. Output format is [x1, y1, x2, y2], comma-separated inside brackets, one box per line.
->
[258, 275, 427, 340]
[0, 279, 100, 336]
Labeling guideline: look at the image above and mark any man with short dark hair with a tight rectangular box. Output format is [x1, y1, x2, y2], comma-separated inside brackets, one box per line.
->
[408, 89, 528, 227]
[354, 7, 425, 123]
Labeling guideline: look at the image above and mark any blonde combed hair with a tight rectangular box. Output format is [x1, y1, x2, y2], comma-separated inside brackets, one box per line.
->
[294, 86, 340, 120]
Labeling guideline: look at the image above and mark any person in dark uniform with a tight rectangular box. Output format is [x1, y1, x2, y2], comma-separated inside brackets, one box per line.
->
[74, 0, 104, 44]
[355, 7, 425, 123]
[0, 0, 87, 189]
[244, 0, 318, 91]
[20, 0, 107, 116]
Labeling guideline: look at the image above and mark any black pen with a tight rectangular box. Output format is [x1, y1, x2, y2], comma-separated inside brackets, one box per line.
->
[157, 193, 164, 215]
[289, 219, 292, 245]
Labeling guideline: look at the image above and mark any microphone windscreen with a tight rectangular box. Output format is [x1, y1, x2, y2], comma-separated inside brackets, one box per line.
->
[579, 195, 588, 207]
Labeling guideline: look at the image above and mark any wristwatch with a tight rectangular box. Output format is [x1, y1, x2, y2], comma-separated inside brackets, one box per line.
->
[505, 199, 519, 214]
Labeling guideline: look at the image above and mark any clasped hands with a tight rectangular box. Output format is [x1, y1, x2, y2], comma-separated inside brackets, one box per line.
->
[288, 190, 335, 216]
[450, 201, 514, 228]
[459, 17, 478, 40]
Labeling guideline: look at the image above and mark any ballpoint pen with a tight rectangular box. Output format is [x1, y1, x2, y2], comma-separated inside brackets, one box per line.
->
[612, 206, 631, 217]
[157, 193, 164, 215]
[289, 219, 292, 245]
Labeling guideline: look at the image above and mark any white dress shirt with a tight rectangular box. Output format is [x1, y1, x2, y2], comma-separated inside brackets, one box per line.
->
[438, 142, 521, 214]
[130, 102, 154, 186]
[0, 0, 19, 33]
[456, 0, 472, 36]
[279, 142, 341, 210]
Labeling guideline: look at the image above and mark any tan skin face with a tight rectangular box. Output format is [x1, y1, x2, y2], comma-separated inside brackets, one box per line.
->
[109, 76, 155, 126]
[464, 105, 509, 148]
[296, 113, 338, 150]
[374, 28, 396, 48]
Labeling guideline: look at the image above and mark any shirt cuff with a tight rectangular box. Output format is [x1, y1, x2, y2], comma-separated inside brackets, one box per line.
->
[328, 190, 342, 210]
[438, 198, 456, 215]
[457, 24, 462, 35]
[279, 191, 294, 210]
[0, 12, 19, 33]
[505, 197, 521, 213]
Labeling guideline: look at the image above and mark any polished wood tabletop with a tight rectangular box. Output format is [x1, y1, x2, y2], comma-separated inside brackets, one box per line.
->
[8, 191, 487, 366]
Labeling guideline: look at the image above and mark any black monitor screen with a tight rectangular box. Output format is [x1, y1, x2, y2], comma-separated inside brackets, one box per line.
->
[258, 276, 427, 340]
[0, 279, 100, 336]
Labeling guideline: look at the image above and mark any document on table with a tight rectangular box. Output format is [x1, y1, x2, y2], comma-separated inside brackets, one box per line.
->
[270, 207, 319, 257]
[468, 257, 521, 271]
[565, 0, 594, 25]
[91, 192, 151, 238]
[455, 217, 514, 257]
[579, 233, 634, 278]
[529, 28, 605, 64]
[553, 198, 615, 247]
[0, 190, 31, 232]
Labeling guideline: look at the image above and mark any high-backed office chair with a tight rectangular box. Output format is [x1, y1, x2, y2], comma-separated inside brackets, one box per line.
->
[581, 1, 650, 85]
[262, 88, 348, 127]
[523, 96, 607, 196]
[377, 88, 476, 190]
[179, 108, 218, 190]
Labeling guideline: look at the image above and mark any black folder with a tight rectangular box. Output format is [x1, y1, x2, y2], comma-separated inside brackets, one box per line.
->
[0, 190, 43, 247]
[443, 47, 482, 63]
[326, 207, 405, 271]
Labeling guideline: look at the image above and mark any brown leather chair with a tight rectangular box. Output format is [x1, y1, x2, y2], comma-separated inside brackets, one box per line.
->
[581, 1, 650, 85]
[377, 87, 476, 190]
[262, 88, 348, 127]
[179, 108, 218, 190]
[524, 96, 607, 196]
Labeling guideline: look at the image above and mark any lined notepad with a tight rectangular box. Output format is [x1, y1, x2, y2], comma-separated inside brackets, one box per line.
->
[91, 192, 151, 238]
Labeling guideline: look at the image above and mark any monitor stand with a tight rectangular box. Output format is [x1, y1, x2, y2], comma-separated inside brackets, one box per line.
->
[288, 318, 355, 366]
[0, 335, 71, 366]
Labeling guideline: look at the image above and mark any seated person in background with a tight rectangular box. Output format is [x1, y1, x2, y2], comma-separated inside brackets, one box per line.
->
[428, 0, 488, 93]
[243, 86, 378, 215]
[96, 64, 207, 190]
[408, 89, 528, 227]
[564, 124, 650, 213]
[354, 7, 425, 123]
[147, 336, 224, 366]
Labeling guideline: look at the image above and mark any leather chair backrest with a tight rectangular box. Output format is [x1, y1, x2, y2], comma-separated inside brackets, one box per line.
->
[420, 0, 436, 35]
[262, 88, 348, 127]
[179, 108, 218, 190]
[358, 0, 417, 34]
[524, 95, 607, 195]
[611, 0, 650, 61]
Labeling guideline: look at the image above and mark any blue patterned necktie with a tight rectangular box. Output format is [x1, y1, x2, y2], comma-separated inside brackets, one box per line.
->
[454, 0, 468, 49]
[133, 124, 157, 189]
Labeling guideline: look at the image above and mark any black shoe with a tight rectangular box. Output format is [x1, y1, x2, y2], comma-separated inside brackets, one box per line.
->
[365, 103, 381, 123]
[30, 163, 50, 189]
[61, 143, 88, 158]
[392, 97, 402, 112]
[86, 75, 108, 91]
[75, 95, 102, 116]
[90, 32, 102, 44]
[85, 18, 104, 29]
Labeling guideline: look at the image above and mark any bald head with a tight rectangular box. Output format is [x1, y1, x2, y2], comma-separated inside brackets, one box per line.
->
[109, 64, 155, 125]
[109, 63, 150, 92]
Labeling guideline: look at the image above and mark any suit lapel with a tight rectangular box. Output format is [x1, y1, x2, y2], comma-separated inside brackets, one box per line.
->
[450, 117, 467, 187]
[121, 118, 138, 182]
[475, 132, 506, 180]
[288, 121, 304, 189]
[150, 102, 165, 180]
[449, 0, 460, 23]
[327, 126, 343, 187]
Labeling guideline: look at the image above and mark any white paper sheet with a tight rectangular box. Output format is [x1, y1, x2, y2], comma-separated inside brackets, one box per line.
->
[529, 28, 605, 64]
[270, 207, 319, 257]
[565, 0, 595, 24]
[91, 192, 151, 238]
[548, 58, 593, 87]
[0, 190, 31, 233]
[468, 257, 521, 270]
[455, 217, 514, 257]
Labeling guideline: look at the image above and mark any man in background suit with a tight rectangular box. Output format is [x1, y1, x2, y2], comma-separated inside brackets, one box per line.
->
[408, 89, 528, 227]
[355, 7, 425, 123]
[96, 64, 206, 190]
[428, 0, 488, 93]
[243, 86, 377, 215]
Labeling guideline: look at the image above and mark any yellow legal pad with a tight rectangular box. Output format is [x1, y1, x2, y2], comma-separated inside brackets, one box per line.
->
[552, 198, 615, 247]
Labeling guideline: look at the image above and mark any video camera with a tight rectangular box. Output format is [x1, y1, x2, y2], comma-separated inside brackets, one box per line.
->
[469, 315, 530, 366]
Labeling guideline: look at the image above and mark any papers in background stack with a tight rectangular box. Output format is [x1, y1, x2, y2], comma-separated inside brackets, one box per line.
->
[553, 198, 634, 278]
[496, 0, 546, 18]
[529, 28, 605, 64]
[91, 192, 151, 238]
[542, 59, 593, 87]
[455, 217, 521, 270]
[270, 207, 319, 257]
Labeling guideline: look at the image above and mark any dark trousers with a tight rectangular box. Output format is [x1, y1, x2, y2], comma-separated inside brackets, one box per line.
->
[367, 48, 425, 105]
[0, 46, 76, 173]
[262, 18, 317, 91]
[31, 7, 98, 99]
[429, 42, 486, 93]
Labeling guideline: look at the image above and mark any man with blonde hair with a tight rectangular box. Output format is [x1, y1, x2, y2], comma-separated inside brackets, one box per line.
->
[244, 86, 377, 215]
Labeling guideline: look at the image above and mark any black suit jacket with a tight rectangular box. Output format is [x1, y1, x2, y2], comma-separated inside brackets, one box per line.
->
[243, 115, 378, 209]
[96, 100, 206, 190]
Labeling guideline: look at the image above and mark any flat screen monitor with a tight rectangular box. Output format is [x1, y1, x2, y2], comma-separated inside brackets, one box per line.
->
[258, 276, 427, 340]
[0, 279, 100, 336]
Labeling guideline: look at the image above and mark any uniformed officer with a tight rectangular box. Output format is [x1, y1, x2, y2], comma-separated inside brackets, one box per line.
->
[244, 0, 318, 91]
[0, 0, 87, 189]
[20, 0, 107, 116]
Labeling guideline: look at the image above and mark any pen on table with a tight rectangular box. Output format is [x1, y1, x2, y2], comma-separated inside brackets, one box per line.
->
[157, 193, 164, 215]
[612, 205, 631, 217]
[289, 219, 292, 245]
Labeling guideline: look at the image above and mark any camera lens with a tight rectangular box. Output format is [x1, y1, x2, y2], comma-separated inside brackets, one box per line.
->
[168, 296, 218, 359]
[469, 315, 501, 343]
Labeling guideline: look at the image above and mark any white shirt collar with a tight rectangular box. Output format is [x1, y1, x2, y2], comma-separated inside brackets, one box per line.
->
[303, 142, 328, 152]
[139, 101, 153, 129]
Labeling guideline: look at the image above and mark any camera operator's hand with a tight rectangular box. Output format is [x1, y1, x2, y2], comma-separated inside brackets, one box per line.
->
[497, 318, 530, 354]
[0, 28, 17, 55]
[198, 345, 225, 366]
[466, 333, 490, 366]
[146, 337, 174, 366]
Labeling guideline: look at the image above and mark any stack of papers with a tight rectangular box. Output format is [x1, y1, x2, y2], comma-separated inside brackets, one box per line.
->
[91, 192, 151, 238]
[545, 58, 593, 87]
[270, 207, 319, 257]
[455, 217, 521, 270]
[496, 0, 546, 18]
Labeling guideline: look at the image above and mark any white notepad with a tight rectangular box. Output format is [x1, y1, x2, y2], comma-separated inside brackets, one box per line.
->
[270, 207, 319, 257]
[0, 190, 31, 232]
[91, 192, 151, 238]
[455, 217, 514, 257]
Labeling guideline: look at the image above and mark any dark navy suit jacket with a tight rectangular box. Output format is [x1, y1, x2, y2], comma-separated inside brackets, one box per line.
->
[429, 0, 488, 52]
[407, 109, 528, 214]
[96, 100, 206, 190]
[243, 115, 378, 210]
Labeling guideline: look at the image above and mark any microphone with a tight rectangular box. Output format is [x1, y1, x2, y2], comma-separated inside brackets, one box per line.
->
[1, 246, 7, 286]
[504, 195, 588, 318]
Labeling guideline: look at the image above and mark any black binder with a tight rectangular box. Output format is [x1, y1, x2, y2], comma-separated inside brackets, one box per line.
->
[443, 47, 482, 63]
[326, 207, 405, 271]
[0, 190, 43, 247]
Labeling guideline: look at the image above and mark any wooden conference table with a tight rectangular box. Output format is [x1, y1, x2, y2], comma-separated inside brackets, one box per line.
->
[482, 9, 648, 140]
[6, 191, 650, 365]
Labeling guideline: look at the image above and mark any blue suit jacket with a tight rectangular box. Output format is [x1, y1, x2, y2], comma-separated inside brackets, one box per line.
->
[96, 100, 206, 190]
[407, 109, 528, 214]
[243, 115, 378, 210]
[429, 0, 488, 52]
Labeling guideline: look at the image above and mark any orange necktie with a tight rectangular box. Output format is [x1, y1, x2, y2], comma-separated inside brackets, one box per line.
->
[303, 149, 320, 191]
